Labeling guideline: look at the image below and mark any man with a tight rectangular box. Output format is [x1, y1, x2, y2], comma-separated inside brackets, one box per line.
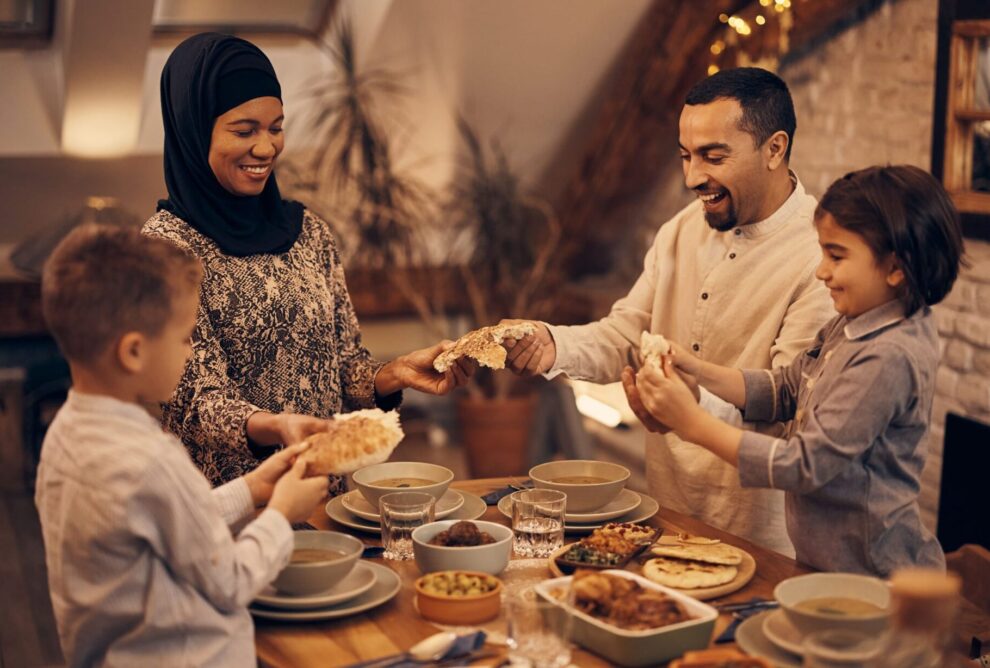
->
[505, 68, 834, 555]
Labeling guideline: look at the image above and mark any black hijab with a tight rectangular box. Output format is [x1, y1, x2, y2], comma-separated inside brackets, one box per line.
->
[158, 33, 303, 256]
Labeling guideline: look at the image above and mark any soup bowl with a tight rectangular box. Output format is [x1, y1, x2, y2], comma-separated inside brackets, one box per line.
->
[272, 531, 363, 596]
[774, 572, 891, 636]
[412, 520, 513, 575]
[351, 461, 454, 510]
[529, 460, 630, 512]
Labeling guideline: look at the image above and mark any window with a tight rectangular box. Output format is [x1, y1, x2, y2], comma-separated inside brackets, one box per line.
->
[933, 1, 990, 239]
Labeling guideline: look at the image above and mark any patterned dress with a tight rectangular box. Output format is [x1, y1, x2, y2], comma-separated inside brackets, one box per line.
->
[143, 208, 400, 488]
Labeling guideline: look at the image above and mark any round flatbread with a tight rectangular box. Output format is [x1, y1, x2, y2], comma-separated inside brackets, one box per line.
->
[650, 542, 743, 566]
[433, 322, 537, 372]
[640, 331, 670, 368]
[676, 533, 721, 546]
[642, 557, 738, 589]
[298, 409, 403, 475]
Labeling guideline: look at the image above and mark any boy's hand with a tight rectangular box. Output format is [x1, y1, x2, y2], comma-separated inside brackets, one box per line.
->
[502, 320, 556, 376]
[635, 356, 703, 435]
[268, 458, 330, 524]
[244, 443, 310, 507]
[665, 340, 702, 377]
[621, 366, 671, 434]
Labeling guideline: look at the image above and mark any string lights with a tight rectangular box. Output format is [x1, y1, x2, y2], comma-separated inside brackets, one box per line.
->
[708, 0, 801, 75]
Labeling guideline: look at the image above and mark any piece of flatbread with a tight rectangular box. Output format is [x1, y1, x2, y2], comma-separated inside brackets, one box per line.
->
[677, 533, 721, 546]
[641, 331, 671, 368]
[642, 557, 738, 589]
[298, 409, 403, 475]
[650, 542, 743, 566]
[433, 322, 538, 372]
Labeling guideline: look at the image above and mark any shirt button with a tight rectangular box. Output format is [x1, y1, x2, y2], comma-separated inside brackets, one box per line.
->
[692, 343, 700, 352]
[729, 252, 737, 259]
[734, 228, 742, 236]
[701, 292, 709, 300]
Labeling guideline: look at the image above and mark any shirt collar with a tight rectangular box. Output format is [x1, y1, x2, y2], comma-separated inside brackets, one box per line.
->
[65, 390, 162, 430]
[843, 300, 909, 340]
[736, 172, 806, 239]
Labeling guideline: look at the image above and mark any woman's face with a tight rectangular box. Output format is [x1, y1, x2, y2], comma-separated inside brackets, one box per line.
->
[208, 96, 284, 196]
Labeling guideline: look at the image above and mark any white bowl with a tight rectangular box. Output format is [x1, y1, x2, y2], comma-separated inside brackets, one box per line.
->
[529, 460, 630, 512]
[774, 572, 891, 636]
[351, 461, 454, 510]
[272, 531, 363, 596]
[535, 570, 717, 667]
[412, 520, 513, 575]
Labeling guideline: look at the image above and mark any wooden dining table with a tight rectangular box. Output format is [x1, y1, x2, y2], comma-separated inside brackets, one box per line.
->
[255, 477, 990, 667]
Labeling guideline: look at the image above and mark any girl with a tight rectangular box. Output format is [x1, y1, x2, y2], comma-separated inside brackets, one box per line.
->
[635, 165, 964, 575]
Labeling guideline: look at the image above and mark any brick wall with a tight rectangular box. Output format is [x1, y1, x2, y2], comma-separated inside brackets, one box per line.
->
[779, 0, 990, 531]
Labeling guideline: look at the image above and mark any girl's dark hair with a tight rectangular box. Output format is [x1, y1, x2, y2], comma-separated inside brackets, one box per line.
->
[815, 165, 965, 315]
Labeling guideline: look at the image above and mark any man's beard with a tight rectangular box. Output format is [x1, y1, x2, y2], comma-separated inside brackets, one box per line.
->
[704, 209, 737, 232]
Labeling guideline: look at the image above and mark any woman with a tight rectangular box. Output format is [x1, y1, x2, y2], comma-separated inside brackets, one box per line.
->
[144, 33, 471, 488]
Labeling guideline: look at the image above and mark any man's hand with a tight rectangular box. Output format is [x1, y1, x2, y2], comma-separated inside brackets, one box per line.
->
[635, 356, 703, 435]
[501, 320, 556, 375]
[376, 341, 477, 396]
[621, 366, 672, 433]
[244, 442, 310, 506]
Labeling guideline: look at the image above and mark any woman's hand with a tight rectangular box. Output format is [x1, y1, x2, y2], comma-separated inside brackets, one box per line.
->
[244, 442, 310, 506]
[635, 356, 704, 435]
[247, 411, 331, 448]
[375, 341, 477, 396]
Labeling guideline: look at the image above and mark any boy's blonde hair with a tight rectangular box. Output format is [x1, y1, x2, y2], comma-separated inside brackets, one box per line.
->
[42, 224, 203, 363]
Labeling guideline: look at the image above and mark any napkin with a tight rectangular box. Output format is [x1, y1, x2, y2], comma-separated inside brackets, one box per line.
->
[481, 480, 532, 505]
[345, 631, 487, 668]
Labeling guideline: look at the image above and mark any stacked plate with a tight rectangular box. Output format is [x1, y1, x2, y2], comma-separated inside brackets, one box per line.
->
[326, 488, 488, 533]
[249, 561, 401, 622]
[496, 488, 660, 534]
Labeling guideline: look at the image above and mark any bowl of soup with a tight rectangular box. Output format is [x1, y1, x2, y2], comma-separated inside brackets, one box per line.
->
[351, 461, 454, 510]
[775, 573, 891, 636]
[529, 460, 630, 512]
[272, 531, 363, 596]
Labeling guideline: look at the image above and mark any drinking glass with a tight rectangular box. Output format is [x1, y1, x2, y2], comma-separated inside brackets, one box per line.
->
[506, 587, 573, 668]
[802, 629, 881, 667]
[380, 492, 435, 561]
[510, 489, 566, 558]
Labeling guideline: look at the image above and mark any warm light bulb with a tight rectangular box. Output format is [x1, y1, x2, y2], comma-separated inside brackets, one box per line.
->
[710, 40, 725, 55]
[719, 13, 729, 22]
[708, 64, 720, 75]
[756, 15, 766, 25]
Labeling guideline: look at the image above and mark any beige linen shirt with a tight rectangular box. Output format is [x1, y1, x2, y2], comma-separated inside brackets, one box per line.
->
[547, 178, 834, 554]
[35, 391, 293, 667]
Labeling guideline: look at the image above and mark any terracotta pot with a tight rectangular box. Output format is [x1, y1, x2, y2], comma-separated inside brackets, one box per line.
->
[456, 394, 537, 478]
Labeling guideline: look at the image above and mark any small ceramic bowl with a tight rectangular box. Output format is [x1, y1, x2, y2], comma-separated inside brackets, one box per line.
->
[529, 460, 630, 512]
[412, 520, 513, 575]
[272, 531, 363, 596]
[774, 572, 891, 636]
[351, 461, 454, 510]
[414, 570, 503, 625]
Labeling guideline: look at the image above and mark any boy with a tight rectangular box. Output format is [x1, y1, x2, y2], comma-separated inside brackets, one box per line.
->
[35, 225, 329, 667]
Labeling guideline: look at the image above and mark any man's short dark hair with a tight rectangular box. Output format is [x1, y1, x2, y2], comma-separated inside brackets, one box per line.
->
[685, 67, 797, 161]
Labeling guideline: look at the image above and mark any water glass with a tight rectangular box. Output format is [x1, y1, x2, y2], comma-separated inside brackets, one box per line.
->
[380, 492, 435, 561]
[506, 587, 572, 668]
[802, 629, 881, 667]
[511, 489, 566, 558]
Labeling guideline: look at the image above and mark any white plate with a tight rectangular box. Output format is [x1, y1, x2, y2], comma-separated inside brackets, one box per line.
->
[340, 489, 464, 522]
[249, 562, 400, 622]
[564, 488, 641, 522]
[496, 490, 659, 534]
[735, 610, 802, 668]
[253, 561, 377, 610]
[762, 608, 807, 657]
[327, 491, 487, 534]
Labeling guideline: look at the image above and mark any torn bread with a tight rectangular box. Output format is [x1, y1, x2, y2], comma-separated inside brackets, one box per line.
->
[642, 557, 738, 589]
[433, 322, 538, 372]
[649, 541, 743, 566]
[298, 409, 403, 475]
[641, 331, 671, 368]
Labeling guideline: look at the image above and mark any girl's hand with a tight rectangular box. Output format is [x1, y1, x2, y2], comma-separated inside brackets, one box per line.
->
[621, 366, 671, 433]
[244, 442, 311, 506]
[268, 457, 331, 524]
[635, 356, 703, 434]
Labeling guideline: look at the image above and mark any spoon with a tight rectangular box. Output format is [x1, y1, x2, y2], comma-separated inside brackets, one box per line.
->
[355, 631, 457, 668]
